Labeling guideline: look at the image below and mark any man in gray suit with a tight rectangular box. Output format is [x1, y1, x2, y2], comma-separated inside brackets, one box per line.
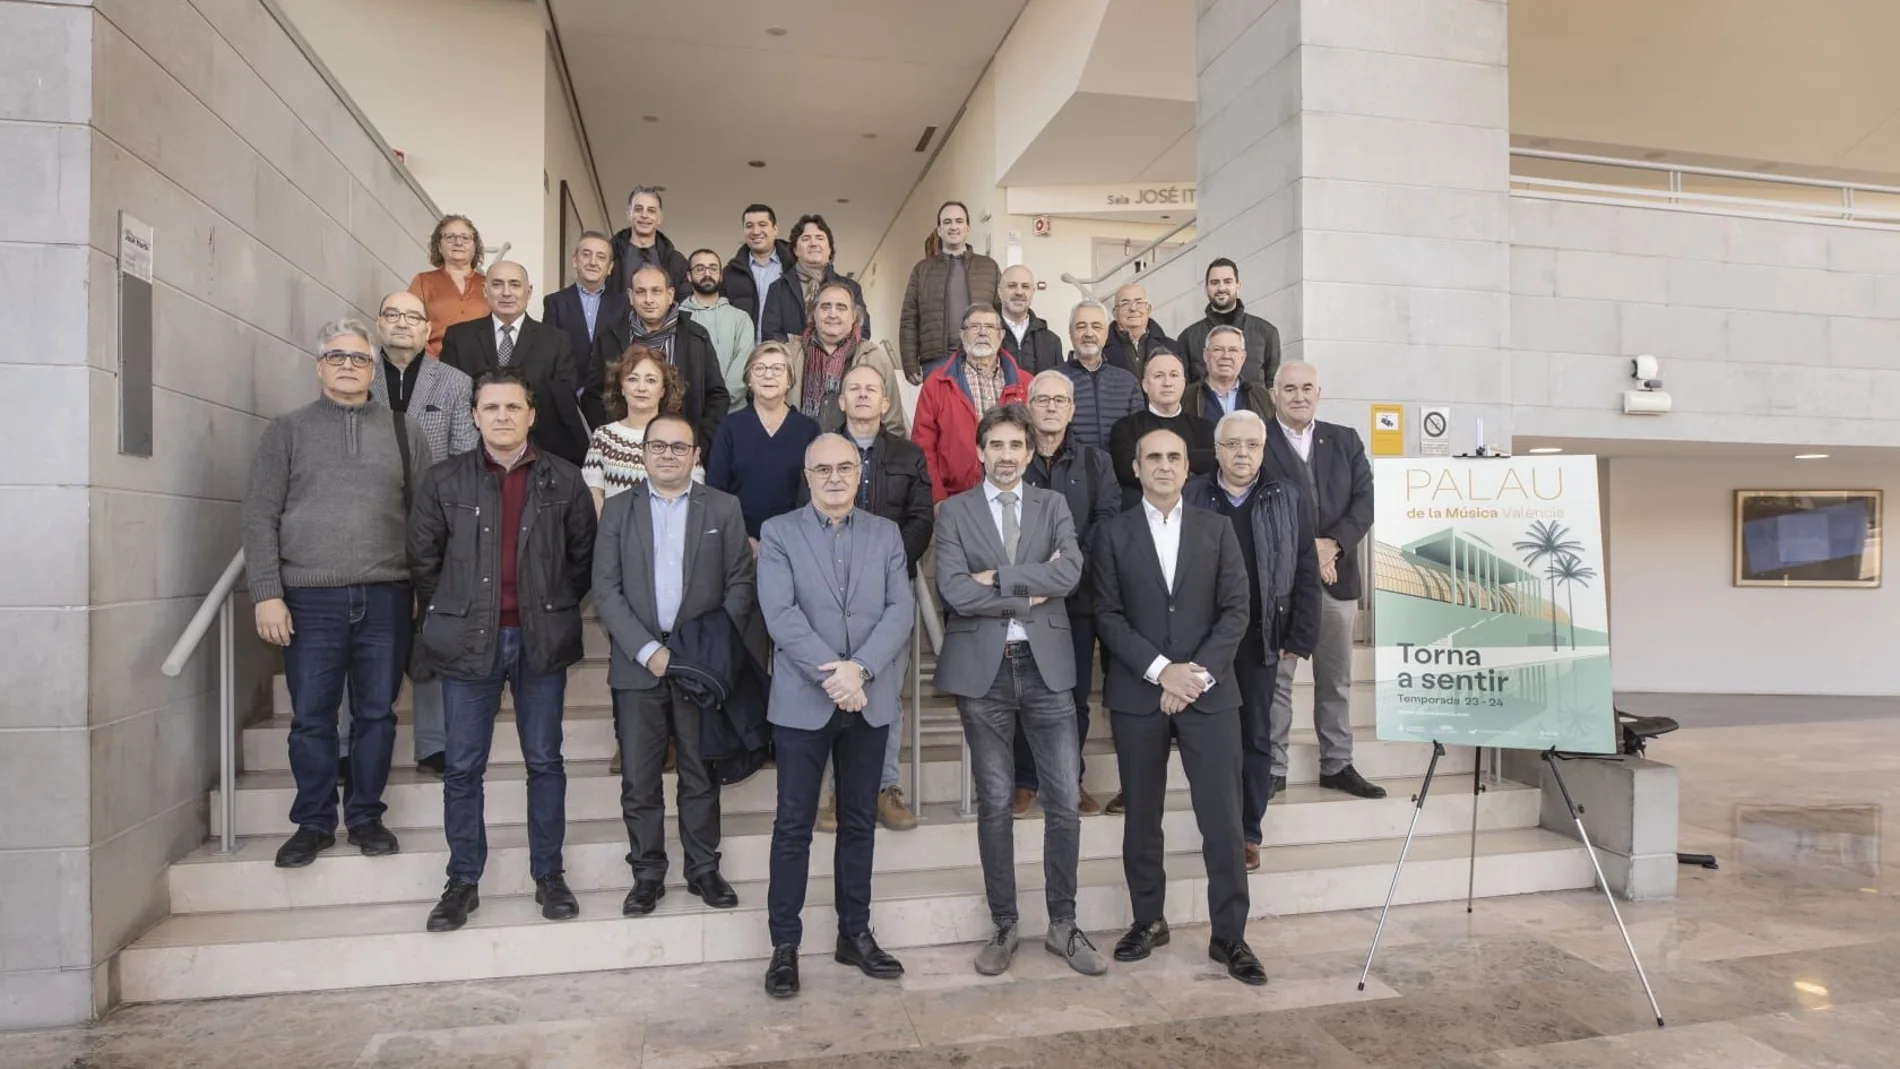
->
[593, 413, 754, 917]
[366, 289, 477, 775]
[934, 404, 1104, 978]
[757, 434, 915, 999]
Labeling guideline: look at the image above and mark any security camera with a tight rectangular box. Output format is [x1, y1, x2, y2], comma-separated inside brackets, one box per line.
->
[1631, 355, 1662, 391]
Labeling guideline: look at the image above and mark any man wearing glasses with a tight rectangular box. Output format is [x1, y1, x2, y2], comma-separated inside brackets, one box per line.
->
[1102, 283, 1177, 378]
[242, 320, 431, 868]
[911, 303, 1030, 503]
[758, 435, 916, 997]
[1183, 410, 1321, 872]
[680, 249, 756, 413]
[593, 415, 755, 917]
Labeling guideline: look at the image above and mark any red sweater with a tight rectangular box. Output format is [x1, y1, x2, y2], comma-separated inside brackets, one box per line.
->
[483, 445, 535, 627]
[911, 353, 1029, 501]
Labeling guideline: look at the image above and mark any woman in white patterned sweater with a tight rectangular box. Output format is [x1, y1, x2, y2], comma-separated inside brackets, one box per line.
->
[583, 344, 703, 513]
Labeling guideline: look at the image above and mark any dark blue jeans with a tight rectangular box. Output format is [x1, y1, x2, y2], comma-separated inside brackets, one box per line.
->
[1013, 611, 1096, 791]
[768, 708, 889, 947]
[1236, 634, 1282, 846]
[441, 627, 568, 883]
[281, 583, 410, 832]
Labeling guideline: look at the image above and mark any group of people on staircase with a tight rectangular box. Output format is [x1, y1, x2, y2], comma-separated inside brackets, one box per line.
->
[240, 192, 1376, 1000]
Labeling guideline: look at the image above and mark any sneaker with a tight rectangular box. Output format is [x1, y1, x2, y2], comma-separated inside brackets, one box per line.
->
[1318, 765, 1388, 799]
[274, 826, 334, 868]
[974, 923, 1019, 976]
[1044, 919, 1108, 976]
[877, 787, 918, 831]
[1011, 788, 1036, 818]
[1077, 786, 1102, 815]
[816, 797, 838, 833]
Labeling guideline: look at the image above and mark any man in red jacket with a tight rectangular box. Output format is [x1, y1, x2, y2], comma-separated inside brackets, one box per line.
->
[911, 303, 1029, 502]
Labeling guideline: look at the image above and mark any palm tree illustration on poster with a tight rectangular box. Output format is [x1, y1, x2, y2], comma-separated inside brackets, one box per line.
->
[1368, 456, 1616, 754]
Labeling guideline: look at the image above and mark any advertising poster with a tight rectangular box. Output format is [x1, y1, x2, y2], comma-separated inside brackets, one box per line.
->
[1371, 456, 1615, 754]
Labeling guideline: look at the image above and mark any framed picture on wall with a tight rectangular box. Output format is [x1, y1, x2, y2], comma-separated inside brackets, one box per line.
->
[559, 180, 584, 288]
[1734, 490, 1883, 588]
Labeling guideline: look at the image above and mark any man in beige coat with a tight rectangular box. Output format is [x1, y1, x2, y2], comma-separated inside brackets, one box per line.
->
[793, 281, 905, 436]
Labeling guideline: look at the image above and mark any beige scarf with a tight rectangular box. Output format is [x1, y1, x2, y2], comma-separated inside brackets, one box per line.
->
[796, 261, 829, 322]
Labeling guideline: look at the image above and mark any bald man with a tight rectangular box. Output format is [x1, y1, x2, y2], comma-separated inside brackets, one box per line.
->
[439, 261, 590, 464]
[997, 265, 1063, 373]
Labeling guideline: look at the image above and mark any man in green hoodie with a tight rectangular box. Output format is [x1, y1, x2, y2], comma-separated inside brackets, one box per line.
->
[683, 248, 756, 413]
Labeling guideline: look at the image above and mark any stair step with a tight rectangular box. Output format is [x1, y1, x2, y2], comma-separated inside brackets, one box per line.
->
[120, 826, 1590, 1002]
[212, 729, 1474, 836]
[173, 776, 1540, 913]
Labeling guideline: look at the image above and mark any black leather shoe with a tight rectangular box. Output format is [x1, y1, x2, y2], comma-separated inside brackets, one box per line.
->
[1269, 774, 1287, 800]
[416, 752, 446, 776]
[622, 878, 666, 916]
[426, 880, 480, 932]
[273, 826, 334, 868]
[1210, 937, 1268, 985]
[535, 873, 579, 921]
[1113, 918, 1170, 962]
[764, 943, 800, 999]
[346, 819, 401, 857]
[835, 931, 904, 979]
[1319, 765, 1388, 799]
[687, 871, 739, 909]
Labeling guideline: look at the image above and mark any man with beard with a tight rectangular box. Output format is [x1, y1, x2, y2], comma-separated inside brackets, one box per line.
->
[1178, 259, 1282, 387]
[606, 186, 689, 300]
[1057, 300, 1142, 453]
[997, 265, 1063, 374]
[588, 264, 730, 449]
[912, 303, 1030, 502]
[681, 248, 755, 412]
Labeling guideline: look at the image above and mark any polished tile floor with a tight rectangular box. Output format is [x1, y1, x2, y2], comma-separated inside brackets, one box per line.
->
[11, 712, 1900, 1069]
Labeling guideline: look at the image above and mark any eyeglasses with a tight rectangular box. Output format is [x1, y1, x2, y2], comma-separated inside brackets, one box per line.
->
[808, 463, 860, 480]
[378, 309, 425, 325]
[318, 350, 375, 368]
[963, 322, 1000, 334]
[750, 364, 790, 377]
[1028, 396, 1072, 408]
[1217, 439, 1265, 453]
[642, 440, 695, 457]
[440, 233, 476, 244]
[1114, 299, 1150, 310]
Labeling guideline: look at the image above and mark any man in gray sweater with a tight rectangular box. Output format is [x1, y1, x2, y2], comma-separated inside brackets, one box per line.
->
[242, 318, 430, 869]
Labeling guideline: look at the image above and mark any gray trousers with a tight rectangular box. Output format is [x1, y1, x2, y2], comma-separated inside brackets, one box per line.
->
[1268, 593, 1357, 777]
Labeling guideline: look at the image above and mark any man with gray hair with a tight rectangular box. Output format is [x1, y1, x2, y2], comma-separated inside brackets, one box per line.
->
[1185, 325, 1274, 425]
[242, 318, 430, 869]
[1057, 300, 1142, 452]
[1183, 409, 1320, 871]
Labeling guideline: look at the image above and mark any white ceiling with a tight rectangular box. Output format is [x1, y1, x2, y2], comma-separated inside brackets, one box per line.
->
[550, 0, 1025, 273]
[1511, 0, 1900, 180]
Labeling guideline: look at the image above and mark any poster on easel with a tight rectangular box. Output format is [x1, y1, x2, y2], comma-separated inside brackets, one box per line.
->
[1370, 455, 1615, 754]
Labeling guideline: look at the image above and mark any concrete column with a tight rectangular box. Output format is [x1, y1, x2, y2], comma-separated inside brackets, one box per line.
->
[1175, 0, 1514, 451]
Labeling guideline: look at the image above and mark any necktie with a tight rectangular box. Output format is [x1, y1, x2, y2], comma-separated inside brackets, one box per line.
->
[498, 323, 516, 367]
[997, 490, 1019, 563]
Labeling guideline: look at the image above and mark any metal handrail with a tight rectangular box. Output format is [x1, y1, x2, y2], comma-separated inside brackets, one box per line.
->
[162, 550, 246, 854]
[1511, 147, 1900, 197]
[1059, 216, 1199, 299]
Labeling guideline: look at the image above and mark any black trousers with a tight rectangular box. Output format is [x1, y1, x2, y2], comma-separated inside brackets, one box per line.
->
[768, 708, 888, 947]
[1111, 704, 1250, 942]
[1235, 643, 1282, 846]
[612, 684, 720, 882]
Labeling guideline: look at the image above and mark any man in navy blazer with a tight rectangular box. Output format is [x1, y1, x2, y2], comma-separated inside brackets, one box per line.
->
[541, 231, 629, 398]
[756, 434, 915, 999]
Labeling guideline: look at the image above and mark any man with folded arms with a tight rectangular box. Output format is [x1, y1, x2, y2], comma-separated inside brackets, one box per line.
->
[758, 434, 916, 998]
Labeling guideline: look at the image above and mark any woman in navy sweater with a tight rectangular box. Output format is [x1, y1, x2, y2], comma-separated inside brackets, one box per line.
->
[707, 340, 822, 543]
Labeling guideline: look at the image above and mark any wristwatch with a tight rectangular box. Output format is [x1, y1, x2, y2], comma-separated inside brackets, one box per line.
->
[852, 659, 873, 683]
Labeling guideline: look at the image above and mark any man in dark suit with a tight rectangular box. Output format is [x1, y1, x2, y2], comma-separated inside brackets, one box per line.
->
[438, 261, 590, 464]
[1093, 427, 1266, 986]
[592, 413, 755, 917]
[588, 264, 730, 450]
[542, 231, 629, 390]
[1259, 361, 1384, 801]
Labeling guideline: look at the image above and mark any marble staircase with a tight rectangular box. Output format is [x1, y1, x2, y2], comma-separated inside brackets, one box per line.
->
[118, 621, 1596, 1002]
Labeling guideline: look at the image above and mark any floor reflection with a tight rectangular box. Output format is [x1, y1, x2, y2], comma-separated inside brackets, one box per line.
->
[1736, 803, 1879, 891]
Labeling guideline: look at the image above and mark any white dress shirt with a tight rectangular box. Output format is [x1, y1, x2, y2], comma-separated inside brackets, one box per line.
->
[984, 479, 1030, 642]
[1279, 419, 1315, 462]
[1140, 496, 1184, 683]
[493, 314, 525, 357]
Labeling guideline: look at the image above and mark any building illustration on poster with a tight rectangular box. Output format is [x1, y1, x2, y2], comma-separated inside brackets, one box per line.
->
[1370, 456, 1616, 755]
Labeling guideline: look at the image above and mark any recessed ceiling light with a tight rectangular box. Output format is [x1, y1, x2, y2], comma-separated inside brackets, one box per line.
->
[1795, 453, 1829, 459]
[766, 26, 788, 36]
[836, 198, 850, 204]
[1527, 447, 1563, 454]
[641, 115, 659, 123]
[862, 132, 878, 139]
[748, 160, 766, 168]
[1159, 214, 1171, 220]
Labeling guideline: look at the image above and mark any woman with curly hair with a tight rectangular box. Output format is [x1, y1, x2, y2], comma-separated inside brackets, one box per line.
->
[407, 214, 489, 357]
[582, 345, 702, 513]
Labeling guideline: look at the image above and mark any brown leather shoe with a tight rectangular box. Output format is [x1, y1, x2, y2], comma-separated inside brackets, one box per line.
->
[1104, 792, 1126, 815]
[1244, 842, 1261, 872]
[816, 797, 838, 833]
[878, 787, 918, 831]
[1077, 786, 1102, 815]
[1012, 788, 1036, 818]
